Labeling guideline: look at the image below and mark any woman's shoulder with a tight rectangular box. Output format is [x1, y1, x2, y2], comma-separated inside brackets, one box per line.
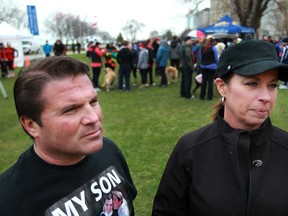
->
[177, 122, 218, 150]
[271, 125, 288, 148]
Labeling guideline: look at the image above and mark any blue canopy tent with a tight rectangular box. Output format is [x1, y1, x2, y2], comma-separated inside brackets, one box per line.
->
[198, 15, 255, 34]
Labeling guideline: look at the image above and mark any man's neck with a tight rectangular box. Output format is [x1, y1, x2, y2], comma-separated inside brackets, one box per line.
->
[33, 144, 85, 166]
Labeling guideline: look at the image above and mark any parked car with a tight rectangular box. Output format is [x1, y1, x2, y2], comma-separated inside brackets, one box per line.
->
[22, 40, 41, 54]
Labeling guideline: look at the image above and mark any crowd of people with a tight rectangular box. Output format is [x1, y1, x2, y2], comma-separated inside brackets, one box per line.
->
[2, 34, 288, 100]
[82, 35, 216, 98]
[83, 34, 288, 102]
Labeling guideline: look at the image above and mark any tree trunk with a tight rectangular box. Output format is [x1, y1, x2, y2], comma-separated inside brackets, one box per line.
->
[234, 0, 271, 32]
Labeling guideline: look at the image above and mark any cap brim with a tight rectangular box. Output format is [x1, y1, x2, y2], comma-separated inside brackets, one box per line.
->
[234, 60, 288, 81]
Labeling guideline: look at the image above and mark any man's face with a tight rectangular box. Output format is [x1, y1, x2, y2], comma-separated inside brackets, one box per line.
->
[33, 74, 103, 164]
[104, 199, 113, 213]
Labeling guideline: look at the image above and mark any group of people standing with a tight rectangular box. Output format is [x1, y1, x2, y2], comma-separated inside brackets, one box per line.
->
[84, 35, 222, 102]
[180, 35, 222, 100]
[86, 38, 170, 92]
[0, 42, 18, 78]
[43, 39, 75, 57]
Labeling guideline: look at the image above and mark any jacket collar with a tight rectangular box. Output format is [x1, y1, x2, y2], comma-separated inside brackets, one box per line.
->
[216, 108, 273, 147]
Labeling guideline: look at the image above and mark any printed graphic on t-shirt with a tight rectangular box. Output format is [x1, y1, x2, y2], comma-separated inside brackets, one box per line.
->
[45, 166, 131, 216]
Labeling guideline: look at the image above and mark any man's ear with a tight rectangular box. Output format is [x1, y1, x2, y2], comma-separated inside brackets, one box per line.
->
[215, 78, 226, 97]
[20, 116, 40, 138]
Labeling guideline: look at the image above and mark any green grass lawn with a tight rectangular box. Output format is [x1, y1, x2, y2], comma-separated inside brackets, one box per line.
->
[1, 53, 288, 215]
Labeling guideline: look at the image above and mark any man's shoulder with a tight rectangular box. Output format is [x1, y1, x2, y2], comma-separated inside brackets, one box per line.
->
[0, 147, 31, 185]
[103, 136, 118, 146]
[96, 137, 122, 158]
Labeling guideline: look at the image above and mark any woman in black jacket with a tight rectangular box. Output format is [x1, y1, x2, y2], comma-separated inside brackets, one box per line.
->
[152, 39, 288, 216]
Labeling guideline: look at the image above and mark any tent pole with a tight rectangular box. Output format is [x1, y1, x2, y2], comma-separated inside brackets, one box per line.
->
[0, 79, 8, 99]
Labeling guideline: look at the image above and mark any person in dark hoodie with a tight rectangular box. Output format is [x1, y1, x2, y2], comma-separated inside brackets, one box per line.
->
[145, 39, 156, 86]
[156, 40, 169, 87]
[180, 36, 195, 98]
[169, 35, 181, 73]
[53, 39, 66, 56]
[117, 40, 133, 91]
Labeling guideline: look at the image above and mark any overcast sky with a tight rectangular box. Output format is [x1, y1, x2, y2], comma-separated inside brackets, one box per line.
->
[17, 0, 210, 40]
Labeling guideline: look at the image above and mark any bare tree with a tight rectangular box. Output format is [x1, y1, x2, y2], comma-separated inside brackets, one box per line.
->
[45, 12, 69, 40]
[180, 0, 206, 29]
[233, 0, 271, 33]
[98, 31, 113, 43]
[149, 30, 160, 38]
[183, 0, 206, 16]
[45, 12, 99, 42]
[264, 0, 287, 37]
[116, 33, 124, 45]
[162, 30, 174, 40]
[68, 15, 97, 41]
[122, 19, 145, 42]
[275, 0, 288, 35]
[0, 0, 27, 29]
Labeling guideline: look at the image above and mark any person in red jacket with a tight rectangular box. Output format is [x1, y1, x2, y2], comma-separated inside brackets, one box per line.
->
[90, 41, 106, 92]
[4, 42, 18, 77]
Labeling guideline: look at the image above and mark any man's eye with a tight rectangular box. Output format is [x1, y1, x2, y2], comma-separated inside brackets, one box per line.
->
[90, 99, 98, 106]
[63, 107, 76, 114]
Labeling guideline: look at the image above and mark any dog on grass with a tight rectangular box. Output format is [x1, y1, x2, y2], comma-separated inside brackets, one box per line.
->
[101, 67, 116, 92]
[165, 66, 178, 84]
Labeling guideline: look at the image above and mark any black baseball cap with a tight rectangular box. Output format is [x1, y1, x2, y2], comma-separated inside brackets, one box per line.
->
[217, 39, 288, 81]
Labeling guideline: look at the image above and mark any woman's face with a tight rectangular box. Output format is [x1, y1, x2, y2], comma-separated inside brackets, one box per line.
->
[216, 69, 279, 131]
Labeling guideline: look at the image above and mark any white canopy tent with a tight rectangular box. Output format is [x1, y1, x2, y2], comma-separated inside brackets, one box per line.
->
[0, 22, 33, 67]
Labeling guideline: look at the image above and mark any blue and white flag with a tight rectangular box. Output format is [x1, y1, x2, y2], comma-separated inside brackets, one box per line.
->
[27, 5, 39, 35]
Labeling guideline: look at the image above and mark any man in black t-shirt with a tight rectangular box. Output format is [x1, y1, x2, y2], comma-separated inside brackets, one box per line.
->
[0, 56, 137, 216]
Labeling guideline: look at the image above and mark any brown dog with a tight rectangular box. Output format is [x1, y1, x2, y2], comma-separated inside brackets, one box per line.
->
[101, 67, 116, 92]
[165, 66, 178, 84]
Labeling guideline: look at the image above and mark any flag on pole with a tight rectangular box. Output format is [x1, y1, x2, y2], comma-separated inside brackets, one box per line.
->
[27, 5, 39, 35]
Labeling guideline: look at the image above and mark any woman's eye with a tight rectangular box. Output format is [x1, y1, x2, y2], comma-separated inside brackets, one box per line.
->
[269, 84, 278, 89]
[245, 82, 257, 87]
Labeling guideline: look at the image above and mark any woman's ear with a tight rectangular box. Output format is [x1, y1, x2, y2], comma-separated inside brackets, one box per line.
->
[215, 78, 226, 97]
[20, 116, 40, 138]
